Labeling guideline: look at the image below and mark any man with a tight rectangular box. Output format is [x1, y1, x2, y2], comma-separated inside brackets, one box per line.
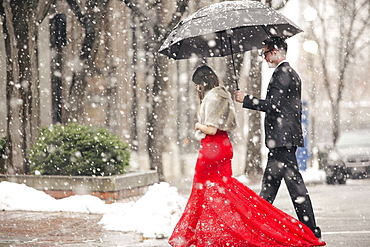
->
[234, 36, 321, 238]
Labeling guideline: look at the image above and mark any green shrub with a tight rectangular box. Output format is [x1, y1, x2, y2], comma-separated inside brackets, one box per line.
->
[29, 124, 130, 176]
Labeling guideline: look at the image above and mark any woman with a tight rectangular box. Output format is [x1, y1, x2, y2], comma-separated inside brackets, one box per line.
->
[168, 65, 325, 247]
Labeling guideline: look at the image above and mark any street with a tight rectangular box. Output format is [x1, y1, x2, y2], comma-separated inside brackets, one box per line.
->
[1, 178, 369, 246]
[273, 178, 370, 247]
[145, 178, 370, 247]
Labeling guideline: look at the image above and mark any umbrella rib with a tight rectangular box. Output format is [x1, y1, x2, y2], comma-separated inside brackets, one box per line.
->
[261, 25, 271, 38]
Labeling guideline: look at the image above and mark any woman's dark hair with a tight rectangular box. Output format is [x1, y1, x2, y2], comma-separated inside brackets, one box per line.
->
[192, 65, 219, 102]
[263, 36, 288, 53]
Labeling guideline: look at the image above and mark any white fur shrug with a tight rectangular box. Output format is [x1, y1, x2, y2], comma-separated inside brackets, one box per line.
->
[195, 86, 237, 140]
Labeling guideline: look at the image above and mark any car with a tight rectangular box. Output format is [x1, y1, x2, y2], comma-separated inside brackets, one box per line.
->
[324, 129, 370, 184]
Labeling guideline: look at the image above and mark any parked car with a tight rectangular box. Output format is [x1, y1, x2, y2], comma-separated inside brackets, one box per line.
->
[324, 129, 370, 184]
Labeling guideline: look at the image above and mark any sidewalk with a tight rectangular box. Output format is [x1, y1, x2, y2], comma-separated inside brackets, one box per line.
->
[0, 175, 261, 247]
[0, 171, 323, 247]
[0, 210, 173, 247]
[0, 178, 196, 247]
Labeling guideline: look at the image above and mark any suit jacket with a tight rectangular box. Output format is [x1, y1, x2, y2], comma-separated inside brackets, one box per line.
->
[243, 62, 304, 149]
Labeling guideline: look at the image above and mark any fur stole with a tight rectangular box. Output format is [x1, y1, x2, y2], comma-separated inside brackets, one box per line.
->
[195, 86, 237, 140]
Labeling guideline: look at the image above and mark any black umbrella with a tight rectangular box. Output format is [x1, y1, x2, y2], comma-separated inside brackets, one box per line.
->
[158, 1, 303, 89]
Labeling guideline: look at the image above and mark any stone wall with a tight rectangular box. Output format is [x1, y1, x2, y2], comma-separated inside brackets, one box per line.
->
[0, 171, 159, 203]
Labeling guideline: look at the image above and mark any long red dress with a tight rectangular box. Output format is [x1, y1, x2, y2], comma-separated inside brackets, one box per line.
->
[169, 131, 326, 247]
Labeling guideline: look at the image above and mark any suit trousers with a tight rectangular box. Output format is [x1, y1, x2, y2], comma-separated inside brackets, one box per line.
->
[259, 147, 318, 231]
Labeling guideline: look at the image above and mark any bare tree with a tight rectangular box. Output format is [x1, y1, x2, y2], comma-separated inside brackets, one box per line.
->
[244, 49, 263, 176]
[1, 0, 124, 173]
[121, 0, 189, 181]
[243, 0, 290, 176]
[1, 0, 53, 173]
[310, 0, 370, 144]
[65, 0, 111, 123]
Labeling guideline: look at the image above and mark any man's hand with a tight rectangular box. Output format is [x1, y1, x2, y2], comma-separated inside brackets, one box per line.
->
[234, 90, 246, 103]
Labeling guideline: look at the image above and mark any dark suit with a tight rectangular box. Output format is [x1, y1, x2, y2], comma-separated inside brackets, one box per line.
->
[242, 62, 320, 236]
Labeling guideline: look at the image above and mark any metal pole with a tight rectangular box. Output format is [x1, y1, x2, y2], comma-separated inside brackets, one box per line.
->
[228, 36, 239, 90]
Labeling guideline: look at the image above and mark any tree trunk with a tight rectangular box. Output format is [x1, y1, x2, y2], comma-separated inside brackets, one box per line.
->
[245, 50, 263, 176]
[66, 0, 110, 123]
[50, 14, 67, 124]
[2, 0, 51, 173]
[331, 103, 340, 145]
[122, 0, 190, 181]
[130, 14, 139, 151]
[3, 5, 24, 173]
[148, 54, 168, 181]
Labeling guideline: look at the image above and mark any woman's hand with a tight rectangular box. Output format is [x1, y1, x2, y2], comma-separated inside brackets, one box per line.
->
[195, 122, 217, 135]
[195, 122, 202, 130]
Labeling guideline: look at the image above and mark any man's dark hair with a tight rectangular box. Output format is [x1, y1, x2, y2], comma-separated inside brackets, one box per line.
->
[263, 36, 288, 53]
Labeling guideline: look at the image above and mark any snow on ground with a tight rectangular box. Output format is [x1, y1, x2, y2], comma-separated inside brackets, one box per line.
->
[0, 181, 109, 213]
[0, 169, 325, 238]
[99, 182, 187, 238]
[301, 168, 327, 183]
[0, 181, 187, 238]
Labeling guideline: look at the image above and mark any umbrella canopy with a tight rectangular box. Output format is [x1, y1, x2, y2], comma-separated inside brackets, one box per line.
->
[158, 1, 303, 60]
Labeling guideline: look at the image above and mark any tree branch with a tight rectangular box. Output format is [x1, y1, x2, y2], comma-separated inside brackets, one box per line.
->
[165, 0, 189, 32]
[121, 0, 150, 21]
[35, 0, 55, 23]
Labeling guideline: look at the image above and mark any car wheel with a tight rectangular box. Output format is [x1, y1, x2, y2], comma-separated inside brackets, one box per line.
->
[338, 177, 346, 184]
[326, 176, 335, 185]
[337, 169, 347, 184]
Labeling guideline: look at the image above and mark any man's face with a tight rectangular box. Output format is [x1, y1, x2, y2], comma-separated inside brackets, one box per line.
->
[263, 45, 277, 68]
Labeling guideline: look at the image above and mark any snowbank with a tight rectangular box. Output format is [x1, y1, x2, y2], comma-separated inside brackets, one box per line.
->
[0, 169, 324, 238]
[99, 182, 187, 238]
[0, 181, 186, 238]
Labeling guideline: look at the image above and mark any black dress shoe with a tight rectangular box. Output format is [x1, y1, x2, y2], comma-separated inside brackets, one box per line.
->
[313, 227, 321, 239]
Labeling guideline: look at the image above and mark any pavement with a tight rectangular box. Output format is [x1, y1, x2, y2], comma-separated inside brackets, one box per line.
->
[0, 175, 263, 247]
[0, 177, 198, 247]
[2, 175, 370, 247]
[0, 211, 175, 247]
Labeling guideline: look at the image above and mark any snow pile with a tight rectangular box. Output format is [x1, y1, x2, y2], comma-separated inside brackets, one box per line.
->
[99, 182, 187, 238]
[0, 181, 109, 213]
[0, 169, 324, 238]
[0, 181, 186, 238]
[302, 168, 326, 183]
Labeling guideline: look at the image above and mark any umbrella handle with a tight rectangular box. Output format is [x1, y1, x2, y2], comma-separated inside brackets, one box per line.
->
[228, 36, 239, 90]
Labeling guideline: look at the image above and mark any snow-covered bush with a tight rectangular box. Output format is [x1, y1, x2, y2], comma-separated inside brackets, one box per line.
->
[29, 124, 130, 176]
